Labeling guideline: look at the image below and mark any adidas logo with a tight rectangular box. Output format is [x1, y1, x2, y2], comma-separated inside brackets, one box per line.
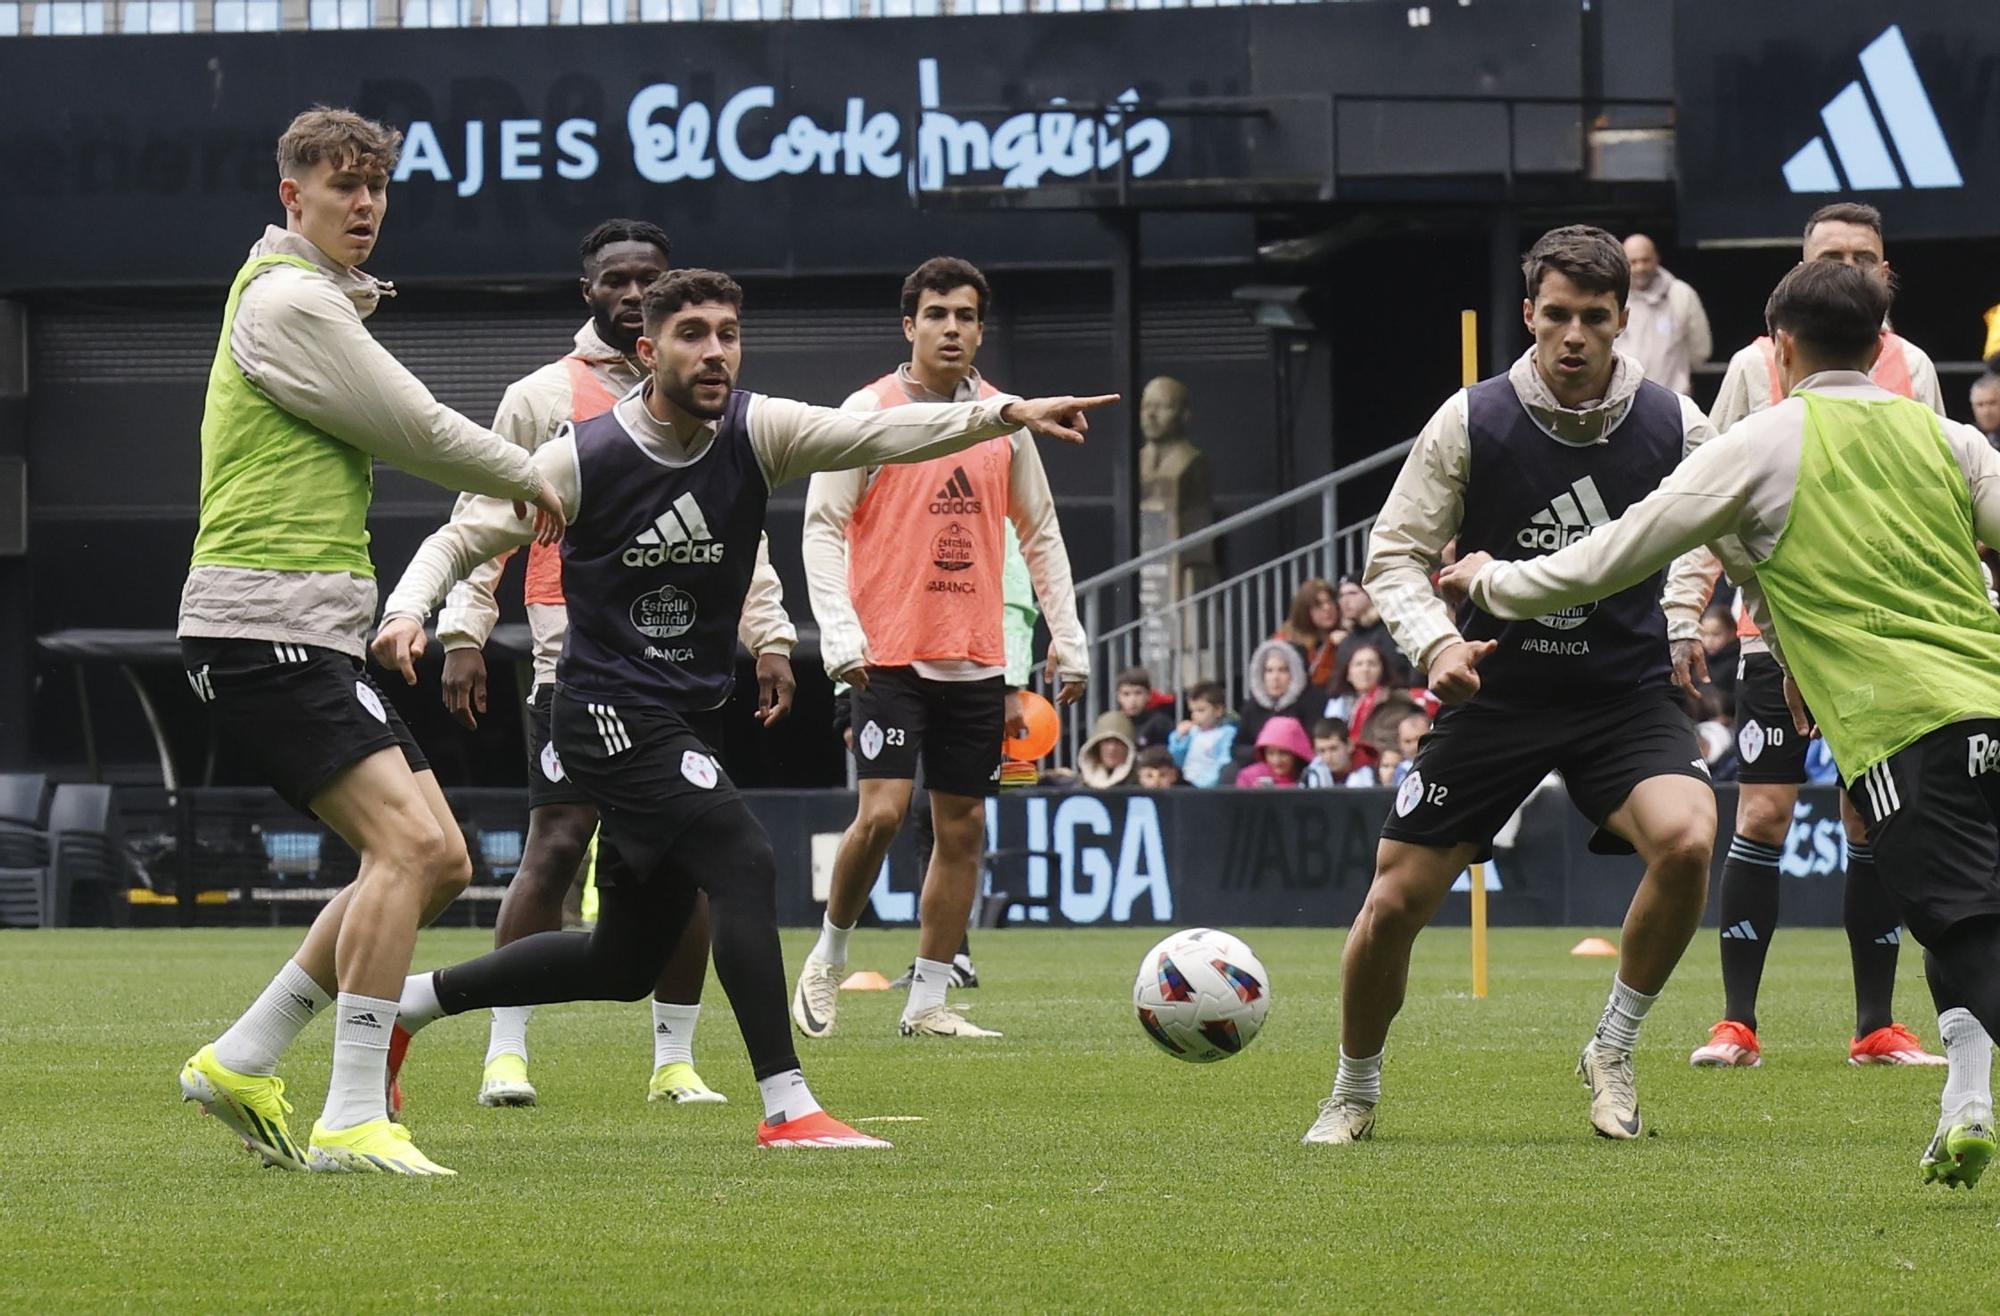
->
[1720, 920, 1760, 942]
[1515, 476, 1611, 551]
[656, 1023, 673, 1034]
[1783, 25, 1962, 194]
[344, 1010, 382, 1028]
[1875, 929, 1903, 946]
[929, 466, 982, 515]
[624, 492, 726, 566]
[288, 993, 317, 1012]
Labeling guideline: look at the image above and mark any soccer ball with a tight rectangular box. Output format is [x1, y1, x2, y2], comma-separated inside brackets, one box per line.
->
[1132, 928, 1271, 1063]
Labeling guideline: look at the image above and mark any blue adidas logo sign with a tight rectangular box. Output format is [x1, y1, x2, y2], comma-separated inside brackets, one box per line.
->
[1783, 25, 1961, 194]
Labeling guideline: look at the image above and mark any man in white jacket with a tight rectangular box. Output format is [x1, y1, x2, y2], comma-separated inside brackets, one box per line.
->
[1616, 234, 1711, 396]
[389, 220, 799, 1111]
[176, 107, 567, 1178]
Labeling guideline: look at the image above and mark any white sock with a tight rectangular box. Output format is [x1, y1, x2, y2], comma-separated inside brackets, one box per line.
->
[903, 957, 951, 1020]
[1939, 1008, 1994, 1121]
[320, 992, 398, 1132]
[1331, 1048, 1384, 1106]
[756, 1068, 823, 1125]
[812, 915, 853, 967]
[212, 960, 331, 1076]
[486, 1006, 534, 1066]
[397, 971, 444, 1033]
[652, 1001, 700, 1070]
[1591, 976, 1658, 1055]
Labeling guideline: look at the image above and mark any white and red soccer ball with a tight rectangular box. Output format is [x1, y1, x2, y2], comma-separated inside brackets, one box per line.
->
[1132, 928, 1271, 1063]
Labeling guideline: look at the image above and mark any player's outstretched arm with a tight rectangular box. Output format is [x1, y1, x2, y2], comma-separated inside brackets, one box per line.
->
[750, 393, 1117, 488]
[1006, 439, 1087, 702]
[1366, 395, 1473, 680]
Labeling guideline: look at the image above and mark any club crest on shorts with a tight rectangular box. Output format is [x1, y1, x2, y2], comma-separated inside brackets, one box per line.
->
[540, 742, 565, 782]
[1395, 769, 1425, 818]
[354, 681, 388, 724]
[681, 749, 718, 790]
[859, 719, 885, 760]
[1738, 718, 1766, 764]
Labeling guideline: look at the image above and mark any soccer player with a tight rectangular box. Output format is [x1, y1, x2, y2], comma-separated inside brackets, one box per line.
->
[1445, 258, 2000, 1187]
[792, 256, 1088, 1040]
[371, 269, 1113, 1150]
[1303, 226, 1718, 1148]
[389, 220, 799, 1109]
[1673, 203, 1947, 1069]
[175, 107, 567, 1176]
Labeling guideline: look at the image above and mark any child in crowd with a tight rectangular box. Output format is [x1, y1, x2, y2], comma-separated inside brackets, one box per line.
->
[1235, 715, 1312, 789]
[1302, 717, 1352, 788]
[1135, 746, 1182, 788]
[1077, 711, 1138, 789]
[1167, 680, 1237, 788]
[1115, 666, 1177, 749]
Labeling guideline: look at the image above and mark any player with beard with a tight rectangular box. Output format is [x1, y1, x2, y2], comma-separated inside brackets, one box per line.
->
[1673, 203, 1947, 1070]
[387, 221, 799, 1111]
[372, 269, 1115, 1151]
[1303, 226, 1718, 1148]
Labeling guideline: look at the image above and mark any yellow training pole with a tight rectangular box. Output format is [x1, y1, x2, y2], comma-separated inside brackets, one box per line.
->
[1461, 309, 1489, 999]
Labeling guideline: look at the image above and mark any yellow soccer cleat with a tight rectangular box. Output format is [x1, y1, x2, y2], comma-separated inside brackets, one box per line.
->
[647, 1061, 728, 1104]
[179, 1044, 310, 1171]
[308, 1118, 457, 1176]
[477, 1053, 537, 1108]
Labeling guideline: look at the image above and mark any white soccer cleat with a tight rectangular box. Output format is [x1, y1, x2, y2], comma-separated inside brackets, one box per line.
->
[898, 1005, 1002, 1038]
[791, 954, 841, 1040]
[1578, 1042, 1643, 1140]
[476, 1054, 537, 1108]
[1301, 1097, 1376, 1146]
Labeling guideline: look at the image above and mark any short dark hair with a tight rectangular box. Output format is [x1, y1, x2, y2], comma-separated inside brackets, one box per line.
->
[1312, 717, 1349, 741]
[901, 256, 991, 321]
[1186, 681, 1225, 707]
[1136, 746, 1176, 771]
[1763, 260, 1891, 363]
[1803, 202, 1883, 245]
[580, 219, 672, 269]
[642, 269, 743, 334]
[1521, 225, 1630, 307]
[1116, 666, 1154, 691]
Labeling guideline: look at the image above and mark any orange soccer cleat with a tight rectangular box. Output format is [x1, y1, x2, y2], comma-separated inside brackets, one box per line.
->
[756, 1110, 893, 1149]
[1850, 1023, 1947, 1066]
[1690, 1019, 1762, 1068]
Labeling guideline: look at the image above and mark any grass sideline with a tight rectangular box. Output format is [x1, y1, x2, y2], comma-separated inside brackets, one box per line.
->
[0, 925, 1988, 1313]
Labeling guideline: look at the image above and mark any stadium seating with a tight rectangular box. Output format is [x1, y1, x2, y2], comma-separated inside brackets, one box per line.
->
[46, 784, 129, 927]
[0, 866, 47, 928]
[0, 772, 49, 828]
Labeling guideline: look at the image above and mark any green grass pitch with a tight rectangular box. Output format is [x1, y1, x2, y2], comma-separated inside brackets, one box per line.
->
[1, 925, 1992, 1313]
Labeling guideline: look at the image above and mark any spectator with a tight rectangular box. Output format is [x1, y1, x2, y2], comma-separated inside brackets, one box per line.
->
[1234, 715, 1312, 789]
[1077, 711, 1138, 789]
[1615, 233, 1711, 395]
[1168, 680, 1238, 789]
[1238, 638, 1327, 755]
[1694, 689, 1739, 783]
[1345, 747, 1401, 788]
[1302, 717, 1353, 788]
[1395, 711, 1430, 766]
[1276, 578, 1343, 688]
[1698, 606, 1739, 703]
[1135, 745, 1182, 788]
[1115, 665, 1176, 749]
[1972, 373, 2000, 449]
[1333, 577, 1414, 686]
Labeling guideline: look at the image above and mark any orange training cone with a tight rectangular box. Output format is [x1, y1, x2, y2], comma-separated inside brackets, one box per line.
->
[1570, 936, 1618, 957]
[839, 970, 892, 991]
[1004, 690, 1060, 762]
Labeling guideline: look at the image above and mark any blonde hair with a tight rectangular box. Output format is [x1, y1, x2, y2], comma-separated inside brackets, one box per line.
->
[276, 106, 402, 180]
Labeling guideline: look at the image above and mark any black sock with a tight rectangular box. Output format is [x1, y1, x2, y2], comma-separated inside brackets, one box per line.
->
[1844, 840, 1902, 1037]
[1925, 915, 2000, 1043]
[437, 878, 691, 1014]
[1718, 834, 1784, 1032]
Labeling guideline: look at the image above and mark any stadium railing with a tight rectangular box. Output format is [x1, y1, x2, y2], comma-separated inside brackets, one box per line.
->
[1056, 436, 1414, 767]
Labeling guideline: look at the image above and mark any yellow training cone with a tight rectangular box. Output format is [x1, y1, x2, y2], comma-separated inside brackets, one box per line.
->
[839, 970, 893, 991]
[1570, 937, 1619, 957]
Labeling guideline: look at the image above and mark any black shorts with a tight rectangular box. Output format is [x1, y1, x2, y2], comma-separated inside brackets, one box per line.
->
[550, 688, 734, 888]
[1380, 687, 1710, 862]
[524, 684, 593, 812]
[849, 666, 1005, 798]
[1733, 652, 1809, 786]
[182, 637, 428, 815]
[1846, 718, 2000, 945]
